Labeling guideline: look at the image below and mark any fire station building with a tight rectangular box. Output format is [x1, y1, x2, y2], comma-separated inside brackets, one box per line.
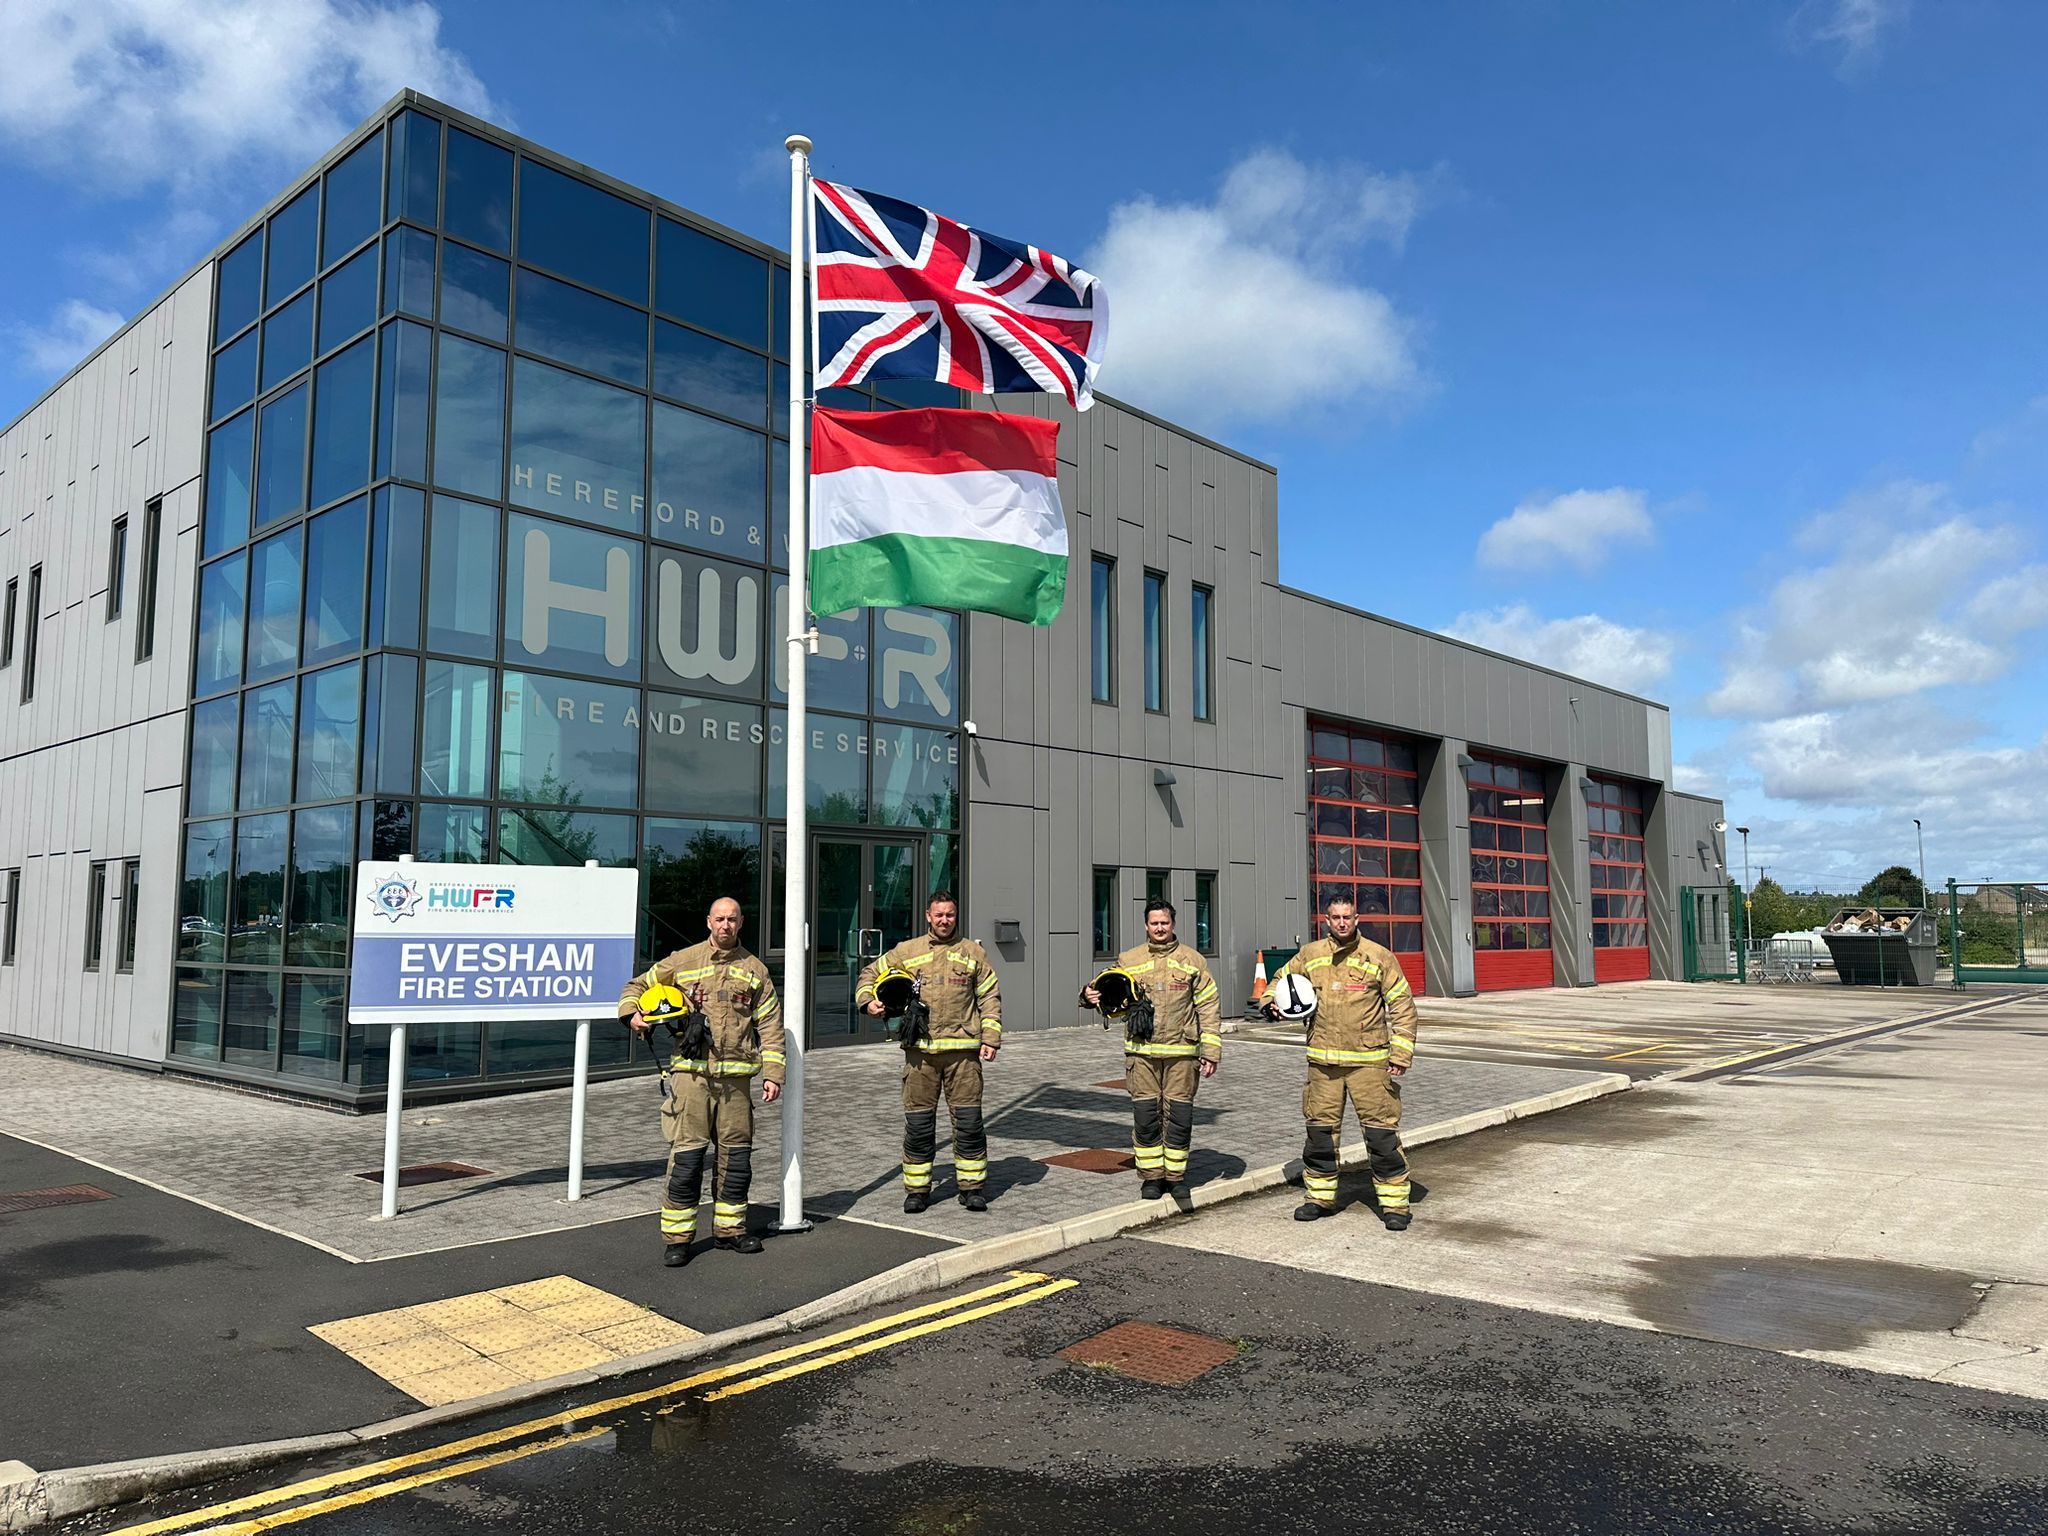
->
[0, 91, 1730, 1105]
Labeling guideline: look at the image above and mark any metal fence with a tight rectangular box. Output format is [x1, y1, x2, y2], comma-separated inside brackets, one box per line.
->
[1946, 880, 2048, 988]
[1680, 883, 1746, 983]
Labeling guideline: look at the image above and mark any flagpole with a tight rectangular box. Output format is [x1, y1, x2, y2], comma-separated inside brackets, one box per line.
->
[777, 133, 815, 1234]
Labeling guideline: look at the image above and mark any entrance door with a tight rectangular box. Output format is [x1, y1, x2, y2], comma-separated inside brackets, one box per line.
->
[810, 834, 923, 1044]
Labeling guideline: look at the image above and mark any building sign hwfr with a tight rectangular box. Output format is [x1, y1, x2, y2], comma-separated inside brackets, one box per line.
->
[348, 862, 641, 1025]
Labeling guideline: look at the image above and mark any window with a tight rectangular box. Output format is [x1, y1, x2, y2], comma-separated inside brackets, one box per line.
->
[1587, 776, 1650, 950]
[317, 247, 377, 355]
[2, 576, 16, 668]
[650, 402, 764, 554]
[308, 335, 375, 508]
[445, 127, 513, 253]
[1191, 582, 1214, 721]
[204, 411, 255, 556]
[83, 861, 109, 970]
[1307, 720, 1424, 954]
[2, 868, 19, 964]
[136, 499, 162, 660]
[1089, 554, 1115, 703]
[517, 161, 651, 304]
[656, 218, 769, 347]
[265, 185, 318, 309]
[513, 361, 648, 532]
[386, 109, 441, 226]
[20, 566, 41, 703]
[1142, 569, 1166, 713]
[1194, 871, 1218, 955]
[1092, 868, 1117, 957]
[440, 245, 509, 342]
[1146, 869, 1170, 916]
[432, 336, 506, 499]
[515, 268, 648, 387]
[254, 381, 310, 528]
[118, 860, 141, 971]
[261, 290, 315, 392]
[1468, 754, 1552, 955]
[321, 129, 384, 267]
[215, 232, 262, 346]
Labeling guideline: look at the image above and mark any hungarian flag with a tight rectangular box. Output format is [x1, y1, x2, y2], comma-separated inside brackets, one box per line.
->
[809, 407, 1067, 625]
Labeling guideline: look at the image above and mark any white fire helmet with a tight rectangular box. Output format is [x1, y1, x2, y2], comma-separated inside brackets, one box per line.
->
[1273, 972, 1318, 1020]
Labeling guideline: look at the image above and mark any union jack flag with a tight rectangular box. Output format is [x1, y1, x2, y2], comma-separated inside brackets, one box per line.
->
[812, 179, 1108, 411]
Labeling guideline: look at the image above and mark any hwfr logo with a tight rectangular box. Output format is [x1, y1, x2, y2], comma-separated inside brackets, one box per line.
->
[427, 886, 517, 910]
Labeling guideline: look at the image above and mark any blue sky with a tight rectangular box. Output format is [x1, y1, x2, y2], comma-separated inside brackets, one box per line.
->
[4, 0, 2044, 891]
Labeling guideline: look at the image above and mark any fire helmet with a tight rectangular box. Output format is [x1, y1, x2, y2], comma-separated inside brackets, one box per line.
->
[1091, 967, 1143, 1019]
[638, 983, 691, 1023]
[873, 967, 920, 1018]
[1272, 972, 1318, 1021]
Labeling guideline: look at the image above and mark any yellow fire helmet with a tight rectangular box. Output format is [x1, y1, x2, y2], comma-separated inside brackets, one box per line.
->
[1090, 967, 1143, 1019]
[637, 983, 692, 1023]
[873, 967, 920, 1018]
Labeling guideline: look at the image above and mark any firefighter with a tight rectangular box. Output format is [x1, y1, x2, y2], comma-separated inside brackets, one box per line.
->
[1083, 899, 1222, 1198]
[1266, 893, 1418, 1229]
[620, 896, 784, 1266]
[856, 891, 1003, 1213]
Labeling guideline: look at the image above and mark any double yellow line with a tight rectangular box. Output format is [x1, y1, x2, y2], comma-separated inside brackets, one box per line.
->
[112, 1271, 1077, 1536]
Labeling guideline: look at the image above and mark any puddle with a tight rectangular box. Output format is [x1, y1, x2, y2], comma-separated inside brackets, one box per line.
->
[1622, 1254, 1980, 1352]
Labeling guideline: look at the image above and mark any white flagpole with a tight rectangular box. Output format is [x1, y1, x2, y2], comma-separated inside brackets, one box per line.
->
[777, 133, 815, 1233]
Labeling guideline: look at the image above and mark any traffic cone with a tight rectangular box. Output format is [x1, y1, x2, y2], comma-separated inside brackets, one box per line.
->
[1250, 952, 1268, 1004]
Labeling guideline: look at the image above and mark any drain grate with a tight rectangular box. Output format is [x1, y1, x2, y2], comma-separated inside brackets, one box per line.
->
[0, 1184, 115, 1214]
[353, 1162, 493, 1188]
[1058, 1320, 1239, 1386]
[1039, 1148, 1135, 1175]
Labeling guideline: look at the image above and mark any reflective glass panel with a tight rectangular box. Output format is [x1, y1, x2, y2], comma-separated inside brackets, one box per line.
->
[440, 243, 508, 341]
[238, 679, 296, 810]
[872, 607, 959, 724]
[927, 832, 956, 897]
[375, 319, 430, 480]
[296, 662, 361, 801]
[1192, 584, 1213, 721]
[287, 804, 355, 969]
[229, 812, 287, 966]
[1142, 570, 1164, 711]
[497, 807, 636, 868]
[419, 801, 490, 862]
[497, 671, 639, 808]
[365, 800, 413, 860]
[503, 513, 641, 679]
[193, 553, 246, 696]
[261, 290, 314, 392]
[773, 265, 791, 360]
[381, 226, 435, 320]
[771, 438, 788, 568]
[302, 497, 367, 663]
[643, 694, 761, 817]
[369, 485, 424, 647]
[432, 336, 504, 498]
[646, 548, 766, 699]
[517, 161, 649, 303]
[321, 128, 383, 267]
[216, 232, 262, 344]
[265, 186, 318, 308]
[223, 971, 281, 1067]
[656, 219, 768, 346]
[1090, 555, 1113, 702]
[308, 335, 374, 508]
[508, 359, 644, 531]
[203, 411, 255, 557]
[769, 580, 866, 712]
[645, 818, 761, 954]
[386, 109, 440, 224]
[362, 654, 418, 795]
[654, 321, 768, 424]
[651, 404, 766, 560]
[420, 661, 494, 798]
[426, 495, 499, 657]
[173, 968, 224, 1053]
[767, 708, 866, 824]
[317, 246, 377, 354]
[211, 330, 258, 420]
[280, 973, 346, 1080]
[188, 695, 240, 819]
[253, 382, 309, 528]
[872, 724, 960, 829]
[515, 268, 647, 386]
[245, 526, 303, 680]
[445, 127, 512, 252]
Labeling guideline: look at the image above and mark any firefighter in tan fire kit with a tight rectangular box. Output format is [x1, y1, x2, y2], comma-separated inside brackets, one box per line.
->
[1083, 899, 1222, 1199]
[1266, 892, 1418, 1230]
[856, 891, 1003, 1213]
[621, 896, 784, 1267]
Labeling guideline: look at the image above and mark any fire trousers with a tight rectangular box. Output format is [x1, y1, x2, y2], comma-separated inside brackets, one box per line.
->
[1126, 1055, 1199, 1186]
[659, 1072, 755, 1242]
[902, 1049, 987, 1193]
[1301, 1062, 1410, 1213]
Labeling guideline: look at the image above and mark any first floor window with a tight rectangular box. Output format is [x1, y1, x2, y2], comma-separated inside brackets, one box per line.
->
[1193, 871, 1218, 955]
[2, 868, 19, 964]
[119, 860, 142, 971]
[1092, 867, 1117, 956]
[83, 861, 109, 970]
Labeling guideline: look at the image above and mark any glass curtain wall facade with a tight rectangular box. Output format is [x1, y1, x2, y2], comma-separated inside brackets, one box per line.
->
[175, 103, 966, 1098]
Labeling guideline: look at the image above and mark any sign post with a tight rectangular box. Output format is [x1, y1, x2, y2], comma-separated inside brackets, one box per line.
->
[349, 859, 640, 1217]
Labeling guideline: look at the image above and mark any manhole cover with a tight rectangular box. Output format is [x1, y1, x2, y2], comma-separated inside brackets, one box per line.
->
[353, 1162, 494, 1187]
[1058, 1320, 1239, 1386]
[0, 1184, 115, 1214]
[1039, 1148, 1134, 1175]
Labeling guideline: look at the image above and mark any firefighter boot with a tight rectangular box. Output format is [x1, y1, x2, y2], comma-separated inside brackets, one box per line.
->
[958, 1189, 988, 1212]
[1293, 1202, 1328, 1222]
[904, 1191, 931, 1214]
[715, 1231, 765, 1254]
[1140, 1179, 1169, 1200]
[663, 1243, 694, 1267]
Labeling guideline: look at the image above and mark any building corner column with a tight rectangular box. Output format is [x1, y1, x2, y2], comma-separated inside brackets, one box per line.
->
[1420, 737, 1474, 996]
[1549, 763, 1594, 987]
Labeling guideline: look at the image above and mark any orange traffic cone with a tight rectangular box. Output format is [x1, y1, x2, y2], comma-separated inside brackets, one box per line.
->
[1250, 952, 1268, 1004]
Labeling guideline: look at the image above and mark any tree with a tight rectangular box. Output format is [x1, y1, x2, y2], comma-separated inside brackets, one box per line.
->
[1854, 864, 1923, 910]
[1748, 876, 1801, 937]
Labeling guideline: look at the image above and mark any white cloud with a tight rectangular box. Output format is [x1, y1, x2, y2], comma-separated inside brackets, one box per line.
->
[0, 0, 501, 195]
[1790, 0, 1909, 73]
[14, 300, 125, 377]
[1476, 487, 1653, 575]
[1443, 605, 1676, 696]
[1087, 149, 1426, 429]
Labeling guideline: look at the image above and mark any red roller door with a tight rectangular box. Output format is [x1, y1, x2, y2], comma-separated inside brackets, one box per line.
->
[1306, 721, 1426, 993]
[1589, 775, 1651, 982]
[1469, 753, 1554, 992]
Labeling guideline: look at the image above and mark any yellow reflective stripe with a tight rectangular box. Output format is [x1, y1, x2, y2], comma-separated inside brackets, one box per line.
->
[905, 953, 935, 968]
[916, 1036, 982, 1052]
[1305, 1046, 1391, 1064]
[1126, 1041, 1200, 1057]
[1199, 1032, 1224, 1045]
[1305, 956, 1332, 971]
[974, 976, 999, 995]
[669, 1058, 764, 1076]
[981, 1020, 1002, 1031]
[674, 965, 714, 981]
[760, 1050, 786, 1064]
[1390, 1035, 1414, 1052]
[752, 1000, 777, 1019]
[1126, 960, 1156, 973]
[950, 952, 975, 968]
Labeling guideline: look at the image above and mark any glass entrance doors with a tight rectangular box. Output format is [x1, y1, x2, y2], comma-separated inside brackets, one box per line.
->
[810, 834, 922, 1045]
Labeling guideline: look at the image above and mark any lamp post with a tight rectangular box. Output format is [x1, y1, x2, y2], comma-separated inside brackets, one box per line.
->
[1913, 817, 1927, 909]
[1735, 826, 1751, 897]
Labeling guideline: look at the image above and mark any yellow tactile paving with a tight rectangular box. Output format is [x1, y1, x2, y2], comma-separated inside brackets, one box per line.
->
[309, 1277, 699, 1405]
